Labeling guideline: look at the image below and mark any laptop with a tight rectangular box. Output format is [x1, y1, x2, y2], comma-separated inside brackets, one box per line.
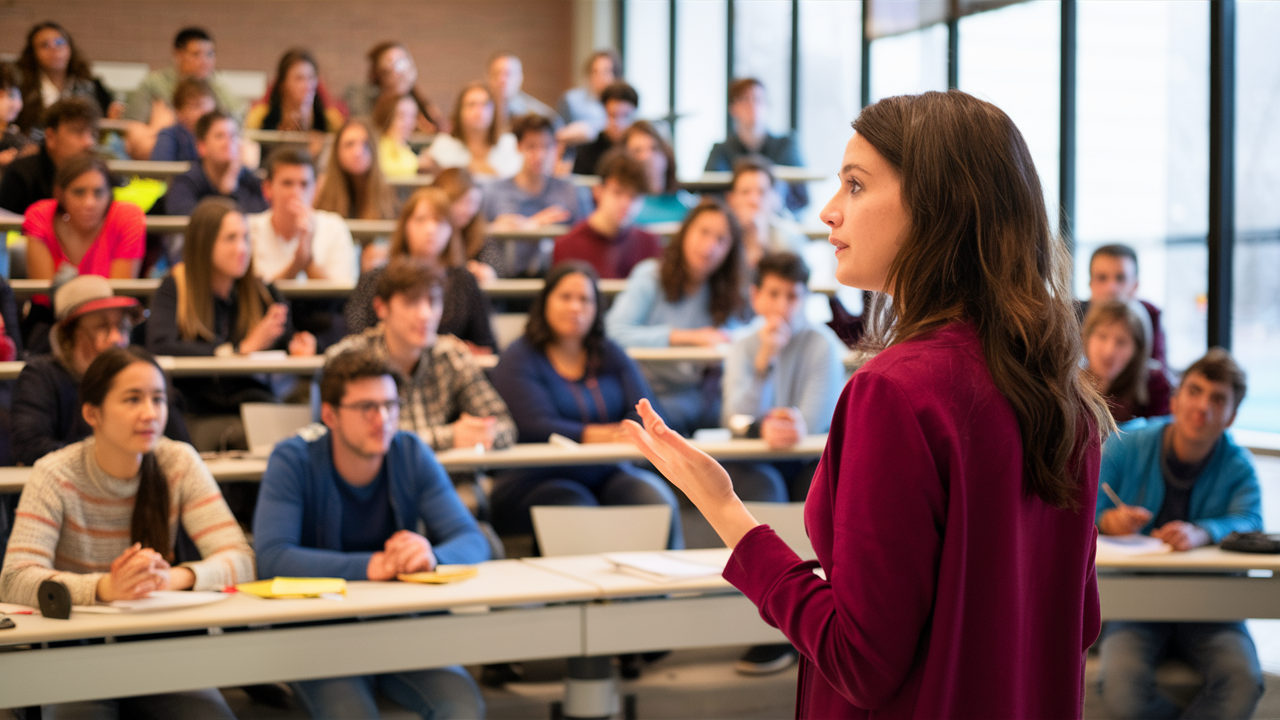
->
[240, 403, 314, 458]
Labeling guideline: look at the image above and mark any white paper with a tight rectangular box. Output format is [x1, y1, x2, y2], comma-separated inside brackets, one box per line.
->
[1096, 534, 1173, 557]
[604, 552, 723, 582]
[76, 591, 231, 614]
[246, 351, 288, 360]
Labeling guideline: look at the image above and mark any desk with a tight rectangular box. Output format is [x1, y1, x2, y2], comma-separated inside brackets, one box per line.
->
[1096, 547, 1280, 621]
[0, 436, 828, 493]
[0, 355, 322, 381]
[679, 167, 829, 193]
[106, 159, 190, 179]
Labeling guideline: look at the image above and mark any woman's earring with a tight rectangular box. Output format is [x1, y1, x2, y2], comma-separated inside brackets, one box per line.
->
[62, 213, 70, 222]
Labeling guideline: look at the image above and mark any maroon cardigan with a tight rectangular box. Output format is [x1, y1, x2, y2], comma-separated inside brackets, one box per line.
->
[724, 323, 1101, 719]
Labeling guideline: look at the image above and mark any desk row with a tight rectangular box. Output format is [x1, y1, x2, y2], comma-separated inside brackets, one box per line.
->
[0, 435, 829, 493]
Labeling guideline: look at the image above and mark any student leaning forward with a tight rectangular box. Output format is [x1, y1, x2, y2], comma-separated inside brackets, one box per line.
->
[624, 90, 1114, 719]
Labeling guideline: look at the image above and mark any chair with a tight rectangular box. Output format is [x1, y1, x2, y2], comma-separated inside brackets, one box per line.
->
[529, 504, 673, 720]
[741, 502, 814, 560]
[491, 313, 528, 352]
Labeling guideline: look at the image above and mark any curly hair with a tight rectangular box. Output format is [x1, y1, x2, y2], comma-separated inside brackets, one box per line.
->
[659, 199, 746, 326]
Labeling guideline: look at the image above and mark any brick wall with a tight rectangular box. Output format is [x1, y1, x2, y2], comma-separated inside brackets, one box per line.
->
[0, 1, 575, 116]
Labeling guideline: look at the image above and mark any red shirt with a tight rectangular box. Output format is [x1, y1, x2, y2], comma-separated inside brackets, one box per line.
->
[552, 220, 662, 279]
[22, 198, 146, 278]
[724, 322, 1101, 719]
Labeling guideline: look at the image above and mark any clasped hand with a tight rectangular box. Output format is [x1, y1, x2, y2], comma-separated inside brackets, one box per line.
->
[367, 530, 437, 580]
[96, 543, 194, 602]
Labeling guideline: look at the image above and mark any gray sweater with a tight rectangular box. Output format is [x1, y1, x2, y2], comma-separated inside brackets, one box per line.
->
[721, 318, 846, 432]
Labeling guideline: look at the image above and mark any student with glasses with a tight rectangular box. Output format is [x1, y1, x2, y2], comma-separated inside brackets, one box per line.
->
[255, 346, 489, 719]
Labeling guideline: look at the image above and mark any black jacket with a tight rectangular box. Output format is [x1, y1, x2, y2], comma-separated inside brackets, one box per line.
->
[10, 355, 191, 466]
[0, 144, 55, 214]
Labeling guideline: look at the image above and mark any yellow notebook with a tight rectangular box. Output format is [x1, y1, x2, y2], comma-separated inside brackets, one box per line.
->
[236, 577, 347, 598]
[398, 565, 479, 584]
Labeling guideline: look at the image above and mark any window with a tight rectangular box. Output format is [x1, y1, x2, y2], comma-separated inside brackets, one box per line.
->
[1233, 0, 1280, 432]
[958, 1, 1060, 233]
[732, 0, 794, 135]
[624, 0, 672, 127]
[869, 23, 948, 102]
[673, 0, 728, 181]
[1074, 0, 1209, 371]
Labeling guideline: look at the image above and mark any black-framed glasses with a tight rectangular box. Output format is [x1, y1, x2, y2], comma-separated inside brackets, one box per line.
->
[338, 400, 401, 418]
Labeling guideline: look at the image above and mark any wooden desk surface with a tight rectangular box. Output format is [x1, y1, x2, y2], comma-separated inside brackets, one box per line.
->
[0, 560, 597, 647]
[1096, 545, 1280, 572]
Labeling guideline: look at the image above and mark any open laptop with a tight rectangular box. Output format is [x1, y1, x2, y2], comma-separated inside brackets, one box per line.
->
[240, 403, 314, 459]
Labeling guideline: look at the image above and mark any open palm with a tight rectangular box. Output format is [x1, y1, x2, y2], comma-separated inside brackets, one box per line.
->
[622, 399, 737, 512]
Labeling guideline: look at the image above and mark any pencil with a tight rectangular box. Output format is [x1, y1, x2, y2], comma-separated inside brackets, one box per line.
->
[1101, 482, 1126, 509]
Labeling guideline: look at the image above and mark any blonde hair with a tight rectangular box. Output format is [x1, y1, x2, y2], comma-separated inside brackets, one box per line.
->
[314, 118, 396, 220]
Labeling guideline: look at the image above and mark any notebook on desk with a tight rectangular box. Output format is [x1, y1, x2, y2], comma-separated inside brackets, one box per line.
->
[240, 403, 314, 458]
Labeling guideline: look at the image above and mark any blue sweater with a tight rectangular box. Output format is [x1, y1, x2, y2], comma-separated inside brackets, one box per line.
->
[1095, 417, 1262, 543]
[254, 427, 490, 579]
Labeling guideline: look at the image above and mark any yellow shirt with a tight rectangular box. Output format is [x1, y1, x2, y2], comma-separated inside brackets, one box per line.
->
[378, 135, 419, 179]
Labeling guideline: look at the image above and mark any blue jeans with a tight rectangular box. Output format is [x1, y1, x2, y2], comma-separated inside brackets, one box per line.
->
[42, 689, 235, 719]
[1096, 621, 1263, 719]
[291, 665, 483, 719]
[491, 464, 684, 549]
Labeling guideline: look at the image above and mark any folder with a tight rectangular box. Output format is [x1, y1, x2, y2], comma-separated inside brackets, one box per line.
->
[398, 565, 479, 584]
[236, 577, 347, 598]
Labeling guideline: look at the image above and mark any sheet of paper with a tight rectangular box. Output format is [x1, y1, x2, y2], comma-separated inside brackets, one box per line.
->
[399, 565, 479, 584]
[75, 591, 230, 614]
[1096, 534, 1173, 557]
[604, 552, 723, 582]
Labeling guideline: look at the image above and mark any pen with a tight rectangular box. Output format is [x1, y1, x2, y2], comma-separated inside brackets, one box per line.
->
[1101, 482, 1127, 509]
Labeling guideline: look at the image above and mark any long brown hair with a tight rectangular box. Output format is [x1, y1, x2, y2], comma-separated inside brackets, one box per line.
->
[854, 90, 1112, 510]
[16, 21, 95, 132]
[1082, 300, 1149, 407]
[525, 261, 607, 373]
[315, 118, 395, 220]
[53, 152, 114, 219]
[389, 187, 461, 268]
[450, 82, 499, 147]
[80, 346, 172, 560]
[659, 199, 746, 326]
[177, 198, 275, 342]
[622, 121, 678, 193]
[262, 47, 331, 132]
[432, 168, 487, 261]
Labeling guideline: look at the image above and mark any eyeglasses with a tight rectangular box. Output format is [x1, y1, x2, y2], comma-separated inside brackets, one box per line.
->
[338, 400, 401, 418]
[37, 37, 68, 51]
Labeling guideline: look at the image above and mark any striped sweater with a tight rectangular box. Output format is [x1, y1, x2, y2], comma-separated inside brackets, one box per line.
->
[1, 436, 255, 607]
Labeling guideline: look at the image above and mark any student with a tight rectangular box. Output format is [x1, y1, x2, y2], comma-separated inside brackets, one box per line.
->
[1, 345, 253, 718]
[248, 147, 356, 283]
[558, 50, 621, 147]
[315, 118, 397, 273]
[481, 113, 582, 278]
[0, 63, 36, 171]
[623, 91, 1113, 718]
[245, 48, 344, 133]
[705, 78, 807, 214]
[123, 27, 241, 161]
[434, 168, 493, 284]
[1081, 243, 1168, 366]
[315, 118, 396, 221]
[23, 153, 143, 283]
[605, 198, 747, 435]
[1082, 300, 1172, 424]
[554, 150, 661, 280]
[329, 257, 514, 452]
[726, 157, 807, 268]
[345, 187, 495, 351]
[1095, 348, 1263, 719]
[489, 262, 683, 546]
[150, 78, 216, 162]
[146, 198, 315, 428]
[622, 121, 696, 225]
[345, 41, 446, 133]
[0, 96, 99, 214]
[571, 81, 638, 176]
[13, 275, 190, 466]
[487, 51, 562, 131]
[163, 110, 267, 216]
[14, 21, 117, 134]
[722, 252, 843, 502]
[426, 83, 521, 179]
[373, 92, 427, 179]
[254, 346, 487, 719]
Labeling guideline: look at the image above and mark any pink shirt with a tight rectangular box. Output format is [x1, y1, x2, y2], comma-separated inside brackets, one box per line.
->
[724, 322, 1101, 719]
[22, 198, 146, 278]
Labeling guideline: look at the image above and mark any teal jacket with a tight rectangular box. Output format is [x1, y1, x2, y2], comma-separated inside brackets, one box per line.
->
[1095, 416, 1262, 542]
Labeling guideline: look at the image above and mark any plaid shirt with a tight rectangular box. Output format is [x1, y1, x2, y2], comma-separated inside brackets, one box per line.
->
[327, 327, 516, 451]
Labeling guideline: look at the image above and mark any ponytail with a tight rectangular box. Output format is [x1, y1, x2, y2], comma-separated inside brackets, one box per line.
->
[131, 452, 172, 561]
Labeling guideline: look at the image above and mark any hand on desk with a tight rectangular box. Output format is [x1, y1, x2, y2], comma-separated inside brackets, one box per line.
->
[761, 408, 806, 450]
[453, 413, 497, 449]
[623, 399, 759, 548]
[1151, 521, 1210, 552]
[1099, 506, 1153, 537]
[368, 530, 437, 580]
[96, 543, 177, 602]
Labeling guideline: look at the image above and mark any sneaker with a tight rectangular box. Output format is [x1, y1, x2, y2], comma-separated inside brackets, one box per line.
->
[735, 644, 798, 676]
